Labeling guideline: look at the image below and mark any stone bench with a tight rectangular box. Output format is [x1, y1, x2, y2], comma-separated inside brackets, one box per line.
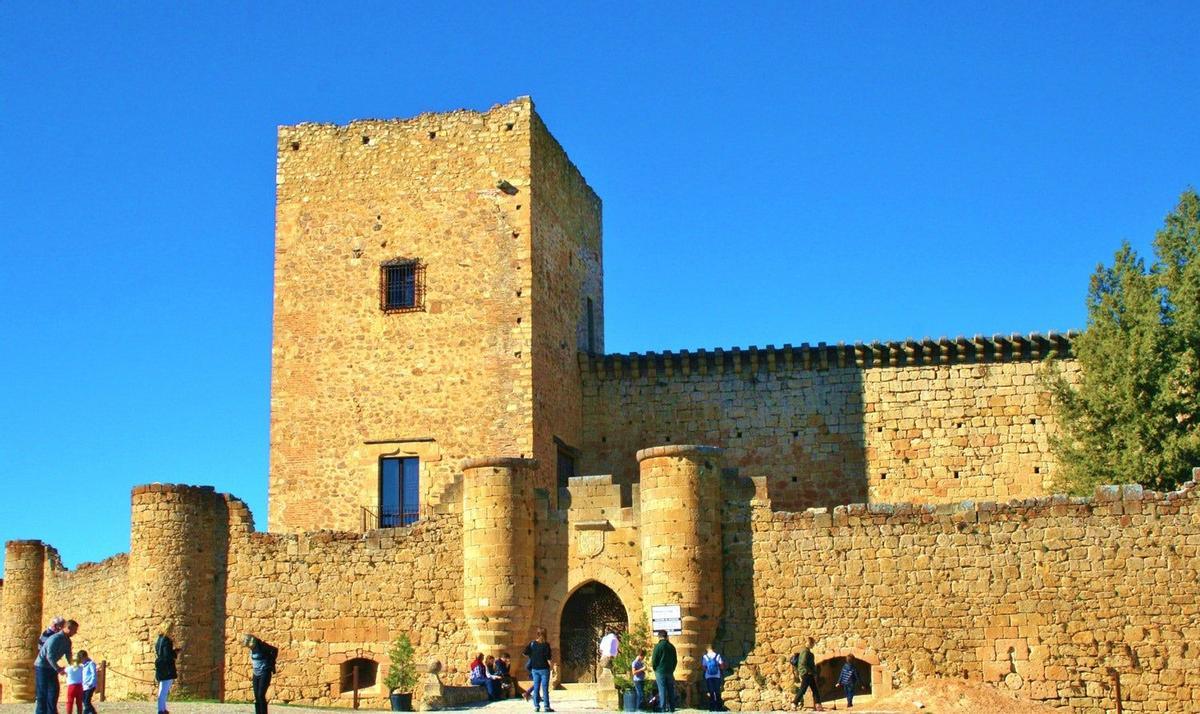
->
[415, 668, 489, 711]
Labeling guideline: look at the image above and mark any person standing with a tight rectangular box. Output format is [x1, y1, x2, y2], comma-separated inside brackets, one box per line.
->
[700, 644, 726, 711]
[790, 638, 824, 712]
[598, 630, 619, 680]
[154, 622, 180, 714]
[835, 655, 860, 709]
[35, 619, 78, 714]
[242, 634, 278, 714]
[649, 630, 677, 713]
[65, 652, 85, 714]
[80, 650, 99, 714]
[38, 617, 66, 649]
[630, 650, 647, 711]
[522, 626, 554, 713]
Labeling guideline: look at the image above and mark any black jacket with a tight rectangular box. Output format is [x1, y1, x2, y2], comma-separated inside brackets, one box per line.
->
[155, 635, 179, 682]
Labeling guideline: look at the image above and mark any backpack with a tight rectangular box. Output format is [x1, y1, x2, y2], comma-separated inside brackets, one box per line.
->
[702, 653, 722, 678]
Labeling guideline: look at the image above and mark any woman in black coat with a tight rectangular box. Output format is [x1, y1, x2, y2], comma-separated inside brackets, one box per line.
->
[154, 623, 180, 714]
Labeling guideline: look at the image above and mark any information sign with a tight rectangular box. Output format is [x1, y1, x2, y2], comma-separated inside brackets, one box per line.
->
[650, 604, 682, 634]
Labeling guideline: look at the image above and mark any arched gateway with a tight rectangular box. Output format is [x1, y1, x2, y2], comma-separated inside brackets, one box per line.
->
[559, 581, 628, 683]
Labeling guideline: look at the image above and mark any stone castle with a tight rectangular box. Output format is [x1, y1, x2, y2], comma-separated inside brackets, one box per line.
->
[1, 97, 1198, 713]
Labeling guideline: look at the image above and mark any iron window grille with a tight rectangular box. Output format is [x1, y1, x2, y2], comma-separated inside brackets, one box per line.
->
[380, 260, 426, 313]
[379, 456, 420, 528]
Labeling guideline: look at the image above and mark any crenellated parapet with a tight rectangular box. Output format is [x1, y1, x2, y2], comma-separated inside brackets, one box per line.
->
[582, 330, 1077, 379]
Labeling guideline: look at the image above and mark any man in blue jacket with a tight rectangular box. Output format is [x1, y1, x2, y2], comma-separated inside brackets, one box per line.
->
[35, 620, 78, 714]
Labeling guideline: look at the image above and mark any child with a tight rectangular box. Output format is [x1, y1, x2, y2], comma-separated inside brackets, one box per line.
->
[65, 652, 85, 714]
[835, 655, 860, 709]
[630, 650, 646, 711]
[80, 650, 98, 714]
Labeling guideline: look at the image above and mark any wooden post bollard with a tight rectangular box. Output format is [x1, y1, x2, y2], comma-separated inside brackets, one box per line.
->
[99, 661, 107, 702]
[352, 664, 360, 710]
[1112, 669, 1123, 714]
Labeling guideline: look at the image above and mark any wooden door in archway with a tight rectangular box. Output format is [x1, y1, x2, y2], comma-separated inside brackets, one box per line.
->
[559, 581, 628, 683]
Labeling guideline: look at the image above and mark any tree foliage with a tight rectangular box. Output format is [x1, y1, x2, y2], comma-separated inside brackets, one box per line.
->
[1046, 189, 1200, 493]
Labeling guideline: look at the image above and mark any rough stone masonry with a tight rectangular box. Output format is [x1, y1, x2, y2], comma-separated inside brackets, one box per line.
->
[2, 97, 1196, 713]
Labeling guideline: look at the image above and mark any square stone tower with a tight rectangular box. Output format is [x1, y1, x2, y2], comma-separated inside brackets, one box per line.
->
[269, 97, 602, 532]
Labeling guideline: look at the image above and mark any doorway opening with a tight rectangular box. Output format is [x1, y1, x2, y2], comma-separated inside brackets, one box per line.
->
[559, 581, 628, 683]
[815, 656, 872, 702]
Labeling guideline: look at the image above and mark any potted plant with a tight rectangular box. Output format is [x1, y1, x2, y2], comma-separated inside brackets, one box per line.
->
[384, 634, 417, 712]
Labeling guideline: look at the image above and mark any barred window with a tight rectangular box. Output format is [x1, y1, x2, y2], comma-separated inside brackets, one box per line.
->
[379, 456, 420, 527]
[381, 260, 425, 312]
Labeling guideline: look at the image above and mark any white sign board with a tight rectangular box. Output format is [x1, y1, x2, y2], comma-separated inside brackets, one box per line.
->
[651, 604, 682, 635]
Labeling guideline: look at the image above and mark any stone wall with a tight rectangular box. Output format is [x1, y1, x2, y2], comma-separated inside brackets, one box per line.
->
[41, 552, 134, 698]
[221, 511, 466, 709]
[717, 473, 1200, 714]
[270, 98, 537, 533]
[581, 336, 1079, 511]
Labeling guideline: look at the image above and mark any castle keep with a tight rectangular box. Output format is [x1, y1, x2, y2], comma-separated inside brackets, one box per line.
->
[3, 98, 1199, 713]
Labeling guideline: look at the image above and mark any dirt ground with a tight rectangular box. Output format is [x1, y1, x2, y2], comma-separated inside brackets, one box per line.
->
[867, 678, 1060, 713]
[0, 679, 1064, 713]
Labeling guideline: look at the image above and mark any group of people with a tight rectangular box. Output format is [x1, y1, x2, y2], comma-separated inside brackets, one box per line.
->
[34, 617, 92, 714]
[791, 638, 862, 710]
[627, 631, 725, 712]
[466, 652, 523, 702]
[466, 627, 554, 710]
[32, 616, 277, 714]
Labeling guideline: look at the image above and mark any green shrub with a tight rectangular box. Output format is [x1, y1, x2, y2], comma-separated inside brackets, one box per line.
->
[611, 621, 653, 693]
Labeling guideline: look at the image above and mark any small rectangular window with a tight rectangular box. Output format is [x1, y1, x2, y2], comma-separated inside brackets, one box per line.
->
[586, 297, 595, 354]
[379, 456, 420, 526]
[381, 260, 425, 312]
[555, 437, 578, 508]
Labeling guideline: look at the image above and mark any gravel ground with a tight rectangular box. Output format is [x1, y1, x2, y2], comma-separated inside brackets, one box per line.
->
[0, 702, 892, 714]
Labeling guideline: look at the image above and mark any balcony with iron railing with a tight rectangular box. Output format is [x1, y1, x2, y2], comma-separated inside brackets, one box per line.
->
[361, 505, 422, 531]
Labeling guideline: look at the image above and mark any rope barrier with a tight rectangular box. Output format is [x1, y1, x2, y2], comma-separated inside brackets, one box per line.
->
[104, 663, 226, 686]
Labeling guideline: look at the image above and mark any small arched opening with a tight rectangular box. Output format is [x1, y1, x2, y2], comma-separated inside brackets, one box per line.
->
[816, 656, 872, 702]
[559, 581, 628, 683]
[340, 657, 379, 693]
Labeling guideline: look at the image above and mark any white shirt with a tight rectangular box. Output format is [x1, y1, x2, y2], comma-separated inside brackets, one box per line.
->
[599, 632, 619, 657]
[65, 664, 84, 686]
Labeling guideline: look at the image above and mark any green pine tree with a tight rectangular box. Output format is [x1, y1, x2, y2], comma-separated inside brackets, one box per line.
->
[1046, 189, 1200, 493]
[384, 634, 418, 694]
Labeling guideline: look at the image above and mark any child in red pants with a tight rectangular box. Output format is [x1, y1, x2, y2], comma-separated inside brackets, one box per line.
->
[65, 652, 86, 714]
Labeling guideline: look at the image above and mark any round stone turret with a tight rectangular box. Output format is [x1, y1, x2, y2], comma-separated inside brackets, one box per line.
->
[461, 457, 537, 667]
[128, 484, 229, 699]
[0, 540, 47, 702]
[637, 445, 725, 699]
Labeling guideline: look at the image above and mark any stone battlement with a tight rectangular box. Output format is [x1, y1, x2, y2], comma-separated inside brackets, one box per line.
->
[583, 330, 1077, 378]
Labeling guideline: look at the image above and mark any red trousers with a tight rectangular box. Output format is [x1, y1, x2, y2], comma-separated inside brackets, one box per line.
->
[66, 683, 84, 714]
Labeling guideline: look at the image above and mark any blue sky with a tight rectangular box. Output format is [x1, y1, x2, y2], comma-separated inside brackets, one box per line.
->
[1, 1, 1196, 571]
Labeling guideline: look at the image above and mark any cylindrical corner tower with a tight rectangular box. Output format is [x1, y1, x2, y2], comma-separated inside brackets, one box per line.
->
[0, 540, 47, 702]
[461, 457, 537, 665]
[637, 445, 725, 698]
[128, 484, 229, 699]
